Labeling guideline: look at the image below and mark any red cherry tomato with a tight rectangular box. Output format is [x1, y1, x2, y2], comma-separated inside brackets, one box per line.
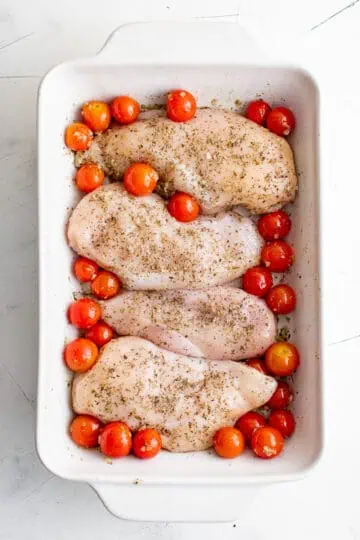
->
[235, 412, 266, 442]
[75, 163, 105, 193]
[111, 96, 140, 125]
[246, 358, 269, 375]
[70, 415, 102, 448]
[267, 381, 294, 410]
[90, 271, 121, 300]
[132, 428, 162, 459]
[168, 192, 200, 222]
[73, 256, 99, 283]
[245, 100, 271, 126]
[266, 107, 295, 136]
[68, 298, 101, 329]
[257, 211, 292, 241]
[261, 241, 294, 272]
[265, 342, 300, 377]
[81, 101, 111, 133]
[64, 338, 98, 372]
[85, 321, 114, 347]
[242, 266, 273, 297]
[167, 89, 196, 122]
[99, 422, 132, 458]
[123, 163, 159, 196]
[269, 409, 296, 438]
[251, 426, 284, 459]
[213, 427, 245, 459]
[65, 122, 93, 151]
[266, 284, 296, 314]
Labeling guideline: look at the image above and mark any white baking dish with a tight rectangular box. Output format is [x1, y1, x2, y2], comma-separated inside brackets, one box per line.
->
[37, 21, 323, 522]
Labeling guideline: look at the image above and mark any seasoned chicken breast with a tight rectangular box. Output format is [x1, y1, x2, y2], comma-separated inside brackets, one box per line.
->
[67, 184, 263, 290]
[72, 337, 277, 452]
[75, 109, 297, 215]
[100, 287, 276, 360]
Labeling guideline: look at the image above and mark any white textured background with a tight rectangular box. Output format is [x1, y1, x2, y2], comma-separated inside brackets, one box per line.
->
[1, 0, 360, 538]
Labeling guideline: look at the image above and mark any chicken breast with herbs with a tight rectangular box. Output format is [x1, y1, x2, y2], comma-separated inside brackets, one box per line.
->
[75, 109, 297, 215]
[72, 337, 277, 452]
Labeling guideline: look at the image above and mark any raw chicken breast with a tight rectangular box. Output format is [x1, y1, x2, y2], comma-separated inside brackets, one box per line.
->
[100, 287, 276, 360]
[67, 184, 263, 290]
[72, 337, 277, 452]
[75, 109, 297, 215]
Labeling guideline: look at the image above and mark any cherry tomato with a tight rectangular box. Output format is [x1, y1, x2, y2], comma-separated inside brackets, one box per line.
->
[261, 241, 294, 272]
[245, 100, 271, 126]
[267, 381, 294, 410]
[65, 122, 93, 151]
[235, 412, 266, 442]
[257, 211, 292, 241]
[269, 409, 296, 438]
[167, 89, 196, 122]
[81, 101, 111, 133]
[265, 342, 300, 377]
[132, 428, 162, 459]
[85, 321, 114, 347]
[266, 284, 296, 314]
[111, 96, 140, 125]
[70, 415, 102, 448]
[123, 163, 159, 196]
[99, 422, 132, 458]
[91, 271, 121, 300]
[213, 427, 245, 458]
[246, 358, 269, 375]
[75, 163, 105, 193]
[73, 256, 99, 283]
[242, 266, 273, 297]
[64, 338, 98, 372]
[251, 426, 284, 459]
[168, 192, 200, 222]
[266, 107, 295, 136]
[68, 298, 101, 329]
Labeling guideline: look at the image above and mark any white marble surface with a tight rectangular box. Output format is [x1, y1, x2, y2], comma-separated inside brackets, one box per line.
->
[1, 0, 360, 537]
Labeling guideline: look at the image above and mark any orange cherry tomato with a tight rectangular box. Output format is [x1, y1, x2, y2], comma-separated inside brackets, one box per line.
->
[246, 358, 269, 375]
[167, 89, 196, 122]
[267, 381, 294, 410]
[99, 422, 132, 458]
[257, 211, 292, 241]
[81, 101, 111, 133]
[266, 284, 296, 314]
[168, 192, 200, 222]
[111, 96, 140, 125]
[75, 163, 105, 193]
[251, 426, 284, 459]
[64, 338, 98, 372]
[235, 411, 266, 442]
[132, 428, 162, 459]
[73, 256, 99, 282]
[70, 415, 102, 448]
[123, 163, 159, 196]
[242, 266, 273, 297]
[68, 298, 101, 329]
[213, 427, 245, 459]
[261, 241, 294, 272]
[266, 107, 295, 136]
[85, 321, 114, 347]
[245, 100, 271, 126]
[65, 122, 93, 151]
[265, 342, 300, 377]
[269, 409, 296, 438]
[91, 271, 121, 300]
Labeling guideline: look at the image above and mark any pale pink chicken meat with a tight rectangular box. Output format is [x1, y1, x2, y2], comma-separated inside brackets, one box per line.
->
[100, 287, 276, 360]
[75, 109, 298, 215]
[67, 184, 263, 290]
[72, 337, 277, 452]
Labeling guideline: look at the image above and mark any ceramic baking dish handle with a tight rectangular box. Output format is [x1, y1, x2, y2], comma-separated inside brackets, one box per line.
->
[97, 21, 264, 65]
